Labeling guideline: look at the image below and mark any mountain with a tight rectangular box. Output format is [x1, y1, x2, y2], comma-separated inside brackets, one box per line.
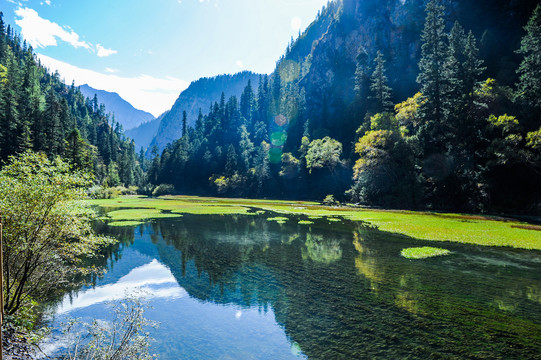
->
[148, 71, 261, 152]
[150, 0, 541, 212]
[0, 24, 142, 187]
[279, 0, 540, 151]
[125, 113, 166, 151]
[79, 84, 155, 131]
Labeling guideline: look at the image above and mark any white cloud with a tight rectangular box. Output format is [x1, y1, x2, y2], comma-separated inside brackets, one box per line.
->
[37, 53, 189, 117]
[15, 7, 90, 49]
[96, 44, 117, 57]
[14, 7, 118, 58]
[55, 260, 186, 315]
[105, 67, 118, 73]
[291, 16, 302, 32]
[236, 60, 244, 69]
[45, 0, 51, 5]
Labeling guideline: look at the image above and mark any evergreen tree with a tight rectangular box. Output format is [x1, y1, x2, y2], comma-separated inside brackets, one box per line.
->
[0, 12, 5, 62]
[240, 80, 254, 125]
[238, 125, 254, 172]
[0, 48, 20, 162]
[369, 51, 393, 112]
[225, 144, 238, 176]
[254, 143, 270, 194]
[65, 128, 92, 170]
[17, 49, 40, 152]
[416, 0, 448, 153]
[444, 22, 466, 126]
[516, 4, 541, 121]
[463, 31, 485, 106]
[149, 145, 160, 185]
[354, 46, 370, 101]
[182, 110, 188, 138]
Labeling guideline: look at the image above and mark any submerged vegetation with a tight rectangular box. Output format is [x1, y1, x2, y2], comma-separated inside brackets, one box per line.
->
[90, 196, 541, 250]
[401, 247, 452, 259]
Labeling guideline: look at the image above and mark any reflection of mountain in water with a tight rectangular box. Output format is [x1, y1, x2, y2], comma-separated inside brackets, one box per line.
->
[95, 215, 541, 359]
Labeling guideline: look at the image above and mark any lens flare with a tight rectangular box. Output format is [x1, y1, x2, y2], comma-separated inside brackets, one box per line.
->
[274, 114, 288, 127]
[268, 147, 283, 164]
[271, 131, 287, 146]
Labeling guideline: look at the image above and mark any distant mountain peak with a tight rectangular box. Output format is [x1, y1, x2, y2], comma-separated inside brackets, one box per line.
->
[79, 84, 155, 130]
[148, 71, 262, 152]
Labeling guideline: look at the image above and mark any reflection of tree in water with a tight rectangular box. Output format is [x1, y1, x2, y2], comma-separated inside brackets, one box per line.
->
[302, 233, 342, 264]
[90, 216, 541, 359]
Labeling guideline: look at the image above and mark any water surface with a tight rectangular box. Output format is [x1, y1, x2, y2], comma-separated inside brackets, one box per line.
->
[45, 213, 541, 359]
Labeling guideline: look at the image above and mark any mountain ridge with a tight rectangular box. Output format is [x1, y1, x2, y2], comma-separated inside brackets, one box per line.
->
[148, 71, 262, 152]
[79, 84, 155, 131]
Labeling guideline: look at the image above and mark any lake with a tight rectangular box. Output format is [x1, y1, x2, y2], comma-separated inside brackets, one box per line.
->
[43, 212, 541, 359]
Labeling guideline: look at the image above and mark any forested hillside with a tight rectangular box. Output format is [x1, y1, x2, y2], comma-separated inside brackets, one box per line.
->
[79, 84, 155, 131]
[148, 71, 261, 153]
[126, 114, 164, 150]
[0, 0, 539, 214]
[0, 13, 142, 187]
[149, 0, 541, 213]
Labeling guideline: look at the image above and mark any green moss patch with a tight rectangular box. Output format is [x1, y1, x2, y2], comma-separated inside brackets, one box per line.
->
[298, 220, 314, 225]
[170, 205, 251, 215]
[267, 217, 289, 224]
[106, 209, 182, 221]
[108, 221, 145, 227]
[87, 196, 541, 250]
[401, 247, 451, 259]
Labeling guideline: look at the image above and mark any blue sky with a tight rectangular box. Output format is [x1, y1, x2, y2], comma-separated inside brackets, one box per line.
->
[1, 0, 328, 116]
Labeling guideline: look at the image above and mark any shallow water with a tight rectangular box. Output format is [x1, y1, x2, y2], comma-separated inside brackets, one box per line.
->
[44, 213, 541, 359]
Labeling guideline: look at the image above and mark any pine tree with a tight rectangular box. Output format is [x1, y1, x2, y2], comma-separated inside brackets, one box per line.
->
[463, 31, 485, 104]
[254, 143, 270, 194]
[0, 12, 5, 63]
[516, 4, 541, 120]
[444, 22, 466, 122]
[238, 125, 254, 172]
[182, 110, 187, 138]
[240, 80, 254, 125]
[149, 145, 160, 185]
[65, 128, 92, 170]
[461, 30, 485, 148]
[416, 0, 448, 153]
[0, 48, 20, 161]
[17, 49, 40, 152]
[225, 144, 238, 176]
[354, 46, 370, 100]
[369, 51, 393, 112]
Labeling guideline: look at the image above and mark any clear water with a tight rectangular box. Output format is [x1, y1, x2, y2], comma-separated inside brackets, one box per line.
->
[44, 213, 541, 359]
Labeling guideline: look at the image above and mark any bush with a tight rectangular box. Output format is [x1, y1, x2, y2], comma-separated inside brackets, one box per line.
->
[323, 194, 340, 206]
[0, 151, 115, 316]
[61, 294, 158, 359]
[87, 185, 140, 199]
[152, 184, 175, 197]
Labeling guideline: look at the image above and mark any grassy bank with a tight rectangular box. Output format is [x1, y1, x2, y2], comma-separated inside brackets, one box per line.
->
[88, 195, 541, 250]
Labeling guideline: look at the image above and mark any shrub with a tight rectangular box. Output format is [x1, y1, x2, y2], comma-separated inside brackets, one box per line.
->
[0, 151, 114, 316]
[323, 194, 339, 206]
[152, 184, 175, 197]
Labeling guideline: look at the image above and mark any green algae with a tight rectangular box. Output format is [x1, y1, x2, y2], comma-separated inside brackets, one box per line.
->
[401, 247, 451, 259]
[108, 220, 145, 227]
